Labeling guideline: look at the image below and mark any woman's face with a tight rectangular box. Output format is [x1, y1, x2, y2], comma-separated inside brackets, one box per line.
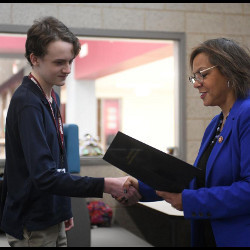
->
[192, 53, 231, 109]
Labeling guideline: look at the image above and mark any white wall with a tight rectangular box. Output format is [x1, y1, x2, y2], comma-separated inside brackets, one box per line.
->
[96, 57, 175, 153]
[66, 62, 97, 139]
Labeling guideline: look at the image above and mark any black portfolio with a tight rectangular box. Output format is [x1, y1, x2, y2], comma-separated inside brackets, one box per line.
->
[103, 131, 203, 192]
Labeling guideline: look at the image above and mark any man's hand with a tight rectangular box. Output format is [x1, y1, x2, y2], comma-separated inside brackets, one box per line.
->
[156, 191, 183, 211]
[64, 217, 74, 231]
[116, 185, 141, 206]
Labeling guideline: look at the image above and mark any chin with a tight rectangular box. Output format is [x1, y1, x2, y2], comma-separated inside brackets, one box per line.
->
[203, 100, 215, 107]
[55, 81, 66, 87]
[202, 100, 211, 107]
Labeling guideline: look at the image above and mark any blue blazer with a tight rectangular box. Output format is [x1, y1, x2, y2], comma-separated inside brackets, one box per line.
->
[139, 98, 250, 247]
[182, 97, 250, 247]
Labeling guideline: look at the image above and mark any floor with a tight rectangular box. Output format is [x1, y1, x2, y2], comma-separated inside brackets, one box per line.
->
[0, 233, 9, 247]
[0, 226, 153, 247]
[90, 225, 152, 247]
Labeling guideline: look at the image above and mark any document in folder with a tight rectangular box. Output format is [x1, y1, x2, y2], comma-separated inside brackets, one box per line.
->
[103, 131, 203, 192]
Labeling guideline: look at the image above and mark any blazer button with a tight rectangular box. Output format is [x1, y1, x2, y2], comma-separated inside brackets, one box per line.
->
[199, 212, 203, 217]
[207, 212, 211, 217]
[192, 212, 196, 217]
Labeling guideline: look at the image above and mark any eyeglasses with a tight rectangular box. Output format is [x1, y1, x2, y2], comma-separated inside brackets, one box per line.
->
[189, 65, 217, 85]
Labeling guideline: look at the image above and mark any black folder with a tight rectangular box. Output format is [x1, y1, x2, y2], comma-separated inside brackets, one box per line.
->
[103, 131, 203, 192]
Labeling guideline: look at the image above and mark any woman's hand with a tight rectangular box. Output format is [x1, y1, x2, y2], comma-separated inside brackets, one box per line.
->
[156, 191, 183, 211]
[123, 176, 139, 193]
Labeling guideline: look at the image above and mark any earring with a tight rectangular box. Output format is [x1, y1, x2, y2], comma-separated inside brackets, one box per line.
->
[227, 81, 230, 88]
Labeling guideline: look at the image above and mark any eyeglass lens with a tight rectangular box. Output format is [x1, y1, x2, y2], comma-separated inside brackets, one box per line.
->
[189, 73, 203, 84]
[189, 65, 217, 85]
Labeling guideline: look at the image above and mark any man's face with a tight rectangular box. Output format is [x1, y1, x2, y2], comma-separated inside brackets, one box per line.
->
[34, 40, 75, 88]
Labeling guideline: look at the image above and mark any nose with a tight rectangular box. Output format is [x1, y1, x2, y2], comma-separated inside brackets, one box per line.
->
[63, 63, 71, 74]
[193, 81, 202, 88]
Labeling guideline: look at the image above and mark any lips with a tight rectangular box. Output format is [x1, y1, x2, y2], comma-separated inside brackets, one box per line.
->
[58, 75, 68, 79]
[200, 92, 207, 99]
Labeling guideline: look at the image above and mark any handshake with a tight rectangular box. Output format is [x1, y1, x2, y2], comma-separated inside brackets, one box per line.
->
[104, 176, 183, 211]
[103, 176, 141, 206]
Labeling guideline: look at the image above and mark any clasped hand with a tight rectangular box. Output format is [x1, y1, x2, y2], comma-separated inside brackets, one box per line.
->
[114, 176, 183, 211]
[104, 176, 141, 206]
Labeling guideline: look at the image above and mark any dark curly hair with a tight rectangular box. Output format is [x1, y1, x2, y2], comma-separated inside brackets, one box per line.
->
[25, 16, 81, 66]
[190, 38, 250, 99]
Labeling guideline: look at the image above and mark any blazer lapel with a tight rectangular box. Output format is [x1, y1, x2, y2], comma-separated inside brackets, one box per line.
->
[194, 115, 220, 167]
[205, 99, 243, 183]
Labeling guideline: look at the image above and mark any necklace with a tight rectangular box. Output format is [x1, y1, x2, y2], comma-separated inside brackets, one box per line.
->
[211, 109, 230, 145]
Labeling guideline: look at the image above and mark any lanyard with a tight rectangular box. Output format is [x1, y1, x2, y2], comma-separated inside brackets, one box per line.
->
[28, 73, 64, 160]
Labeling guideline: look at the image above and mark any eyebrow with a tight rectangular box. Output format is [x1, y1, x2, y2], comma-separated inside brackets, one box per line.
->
[53, 58, 74, 63]
[193, 67, 207, 74]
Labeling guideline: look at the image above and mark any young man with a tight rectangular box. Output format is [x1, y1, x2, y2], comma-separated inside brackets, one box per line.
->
[0, 16, 141, 247]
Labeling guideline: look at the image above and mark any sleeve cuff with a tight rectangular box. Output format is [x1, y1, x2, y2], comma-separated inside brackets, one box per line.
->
[138, 180, 163, 202]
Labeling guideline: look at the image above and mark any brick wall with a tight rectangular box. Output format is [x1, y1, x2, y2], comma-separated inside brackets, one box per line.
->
[1, 3, 249, 163]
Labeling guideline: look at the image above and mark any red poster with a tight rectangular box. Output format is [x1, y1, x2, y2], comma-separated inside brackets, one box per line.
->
[103, 99, 120, 147]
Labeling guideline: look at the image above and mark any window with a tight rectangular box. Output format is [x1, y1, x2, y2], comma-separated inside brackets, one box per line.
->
[0, 29, 186, 162]
[0, 33, 30, 159]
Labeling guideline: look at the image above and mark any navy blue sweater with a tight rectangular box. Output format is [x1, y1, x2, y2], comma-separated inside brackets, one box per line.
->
[1, 76, 104, 239]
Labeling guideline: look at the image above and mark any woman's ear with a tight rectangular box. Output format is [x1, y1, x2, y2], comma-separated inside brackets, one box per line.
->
[30, 53, 39, 66]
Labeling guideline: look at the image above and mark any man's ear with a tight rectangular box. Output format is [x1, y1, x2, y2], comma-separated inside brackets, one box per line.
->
[30, 53, 39, 66]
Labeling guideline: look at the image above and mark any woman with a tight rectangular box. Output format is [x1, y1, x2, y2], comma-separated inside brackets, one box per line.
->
[124, 38, 250, 247]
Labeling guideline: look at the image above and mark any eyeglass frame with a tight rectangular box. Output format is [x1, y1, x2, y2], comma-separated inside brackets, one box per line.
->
[189, 65, 217, 85]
